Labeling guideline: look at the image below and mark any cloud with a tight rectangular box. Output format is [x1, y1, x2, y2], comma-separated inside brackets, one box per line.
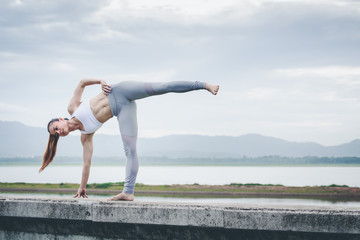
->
[320, 91, 359, 103]
[0, 102, 31, 114]
[274, 66, 360, 86]
[9, 0, 23, 7]
[275, 66, 360, 78]
[89, 0, 360, 28]
[244, 88, 281, 100]
[91, 0, 259, 26]
[259, 119, 343, 128]
[86, 26, 136, 41]
[51, 62, 78, 72]
[0, 51, 24, 59]
[103, 70, 178, 83]
[1, 0, 360, 145]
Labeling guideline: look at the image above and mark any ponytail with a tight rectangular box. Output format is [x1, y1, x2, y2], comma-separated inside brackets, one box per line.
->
[39, 134, 59, 172]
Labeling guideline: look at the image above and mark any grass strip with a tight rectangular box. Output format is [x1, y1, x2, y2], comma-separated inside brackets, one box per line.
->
[0, 182, 359, 197]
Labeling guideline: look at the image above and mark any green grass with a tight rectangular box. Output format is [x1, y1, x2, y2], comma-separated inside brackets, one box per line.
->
[0, 182, 354, 193]
[1, 182, 359, 202]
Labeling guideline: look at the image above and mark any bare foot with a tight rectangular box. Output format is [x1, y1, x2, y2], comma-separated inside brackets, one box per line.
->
[107, 192, 134, 201]
[205, 83, 220, 95]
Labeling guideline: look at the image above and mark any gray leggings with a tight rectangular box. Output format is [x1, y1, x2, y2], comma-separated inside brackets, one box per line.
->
[107, 81, 206, 194]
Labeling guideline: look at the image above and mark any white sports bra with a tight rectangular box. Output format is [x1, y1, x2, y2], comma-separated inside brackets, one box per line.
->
[71, 100, 103, 134]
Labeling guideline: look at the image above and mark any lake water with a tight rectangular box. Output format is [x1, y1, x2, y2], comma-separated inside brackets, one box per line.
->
[0, 165, 359, 187]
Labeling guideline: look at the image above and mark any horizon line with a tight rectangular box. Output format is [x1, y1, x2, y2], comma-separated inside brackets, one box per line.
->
[1, 120, 359, 147]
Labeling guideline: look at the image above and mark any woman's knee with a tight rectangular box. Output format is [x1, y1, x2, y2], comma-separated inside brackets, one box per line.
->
[123, 143, 137, 158]
[151, 82, 169, 94]
[121, 135, 137, 158]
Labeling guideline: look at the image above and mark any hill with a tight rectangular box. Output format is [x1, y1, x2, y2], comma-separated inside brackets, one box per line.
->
[0, 120, 359, 158]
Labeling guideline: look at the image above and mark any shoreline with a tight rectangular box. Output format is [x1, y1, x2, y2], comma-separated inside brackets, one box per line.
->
[2, 163, 360, 167]
[1, 188, 359, 200]
[1, 183, 360, 201]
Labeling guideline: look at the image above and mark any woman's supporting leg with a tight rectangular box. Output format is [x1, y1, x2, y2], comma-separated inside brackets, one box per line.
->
[108, 101, 138, 201]
[121, 134, 138, 194]
[118, 102, 139, 194]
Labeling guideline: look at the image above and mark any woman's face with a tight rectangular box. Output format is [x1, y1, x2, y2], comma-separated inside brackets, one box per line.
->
[49, 118, 69, 137]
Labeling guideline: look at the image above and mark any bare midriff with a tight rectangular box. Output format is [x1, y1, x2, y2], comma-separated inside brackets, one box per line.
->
[89, 92, 113, 123]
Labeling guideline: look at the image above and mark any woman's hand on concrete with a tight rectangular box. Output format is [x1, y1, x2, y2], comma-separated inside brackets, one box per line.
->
[73, 187, 88, 198]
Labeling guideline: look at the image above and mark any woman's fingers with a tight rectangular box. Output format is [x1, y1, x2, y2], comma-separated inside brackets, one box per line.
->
[73, 193, 88, 198]
[102, 85, 112, 95]
[103, 86, 111, 92]
[73, 188, 88, 198]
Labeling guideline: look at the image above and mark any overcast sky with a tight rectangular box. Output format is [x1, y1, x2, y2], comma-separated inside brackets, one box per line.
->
[1, 0, 360, 146]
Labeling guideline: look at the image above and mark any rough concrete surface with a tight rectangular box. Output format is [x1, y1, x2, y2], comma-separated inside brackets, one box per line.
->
[0, 196, 360, 239]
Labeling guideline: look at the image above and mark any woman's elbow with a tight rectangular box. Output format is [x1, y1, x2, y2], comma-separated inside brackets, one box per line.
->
[79, 79, 86, 87]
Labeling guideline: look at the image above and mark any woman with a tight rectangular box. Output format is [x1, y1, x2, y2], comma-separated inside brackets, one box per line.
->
[40, 79, 219, 201]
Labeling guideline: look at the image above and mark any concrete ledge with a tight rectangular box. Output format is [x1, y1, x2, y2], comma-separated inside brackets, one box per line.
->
[1, 197, 360, 239]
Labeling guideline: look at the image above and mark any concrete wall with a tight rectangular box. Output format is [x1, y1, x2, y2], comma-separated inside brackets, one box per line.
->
[0, 197, 360, 240]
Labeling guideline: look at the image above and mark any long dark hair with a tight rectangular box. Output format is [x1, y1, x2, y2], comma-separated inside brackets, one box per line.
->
[39, 118, 67, 172]
[39, 133, 59, 172]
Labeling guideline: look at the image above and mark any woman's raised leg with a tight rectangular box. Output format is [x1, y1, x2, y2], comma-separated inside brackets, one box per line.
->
[113, 81, 218, 102]
[146, 81, 219, 96]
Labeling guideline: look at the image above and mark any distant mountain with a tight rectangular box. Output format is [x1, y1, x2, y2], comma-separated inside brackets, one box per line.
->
[0, 120, 359, 158]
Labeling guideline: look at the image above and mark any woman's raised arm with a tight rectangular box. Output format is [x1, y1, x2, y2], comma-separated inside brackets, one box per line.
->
[67, 79, 110, 115]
